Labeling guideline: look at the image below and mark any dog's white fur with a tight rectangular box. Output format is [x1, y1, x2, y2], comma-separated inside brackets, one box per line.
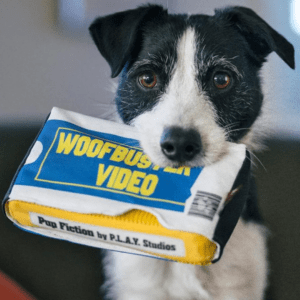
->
[103, 28, 269, 300]
[104, 220, 268, 299]
[132, 29, 228, 168]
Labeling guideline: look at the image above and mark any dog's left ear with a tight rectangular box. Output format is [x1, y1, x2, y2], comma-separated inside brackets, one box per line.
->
[89, 5, 167, 78]
[216, 6, 295, 69]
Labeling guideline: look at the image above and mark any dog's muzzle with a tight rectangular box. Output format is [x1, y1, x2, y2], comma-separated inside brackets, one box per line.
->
[160, 127, 201, 163]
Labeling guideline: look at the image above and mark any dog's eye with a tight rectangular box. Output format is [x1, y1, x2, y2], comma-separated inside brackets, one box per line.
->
[213, 72, 231, 89]
[138, 72, 157, 89]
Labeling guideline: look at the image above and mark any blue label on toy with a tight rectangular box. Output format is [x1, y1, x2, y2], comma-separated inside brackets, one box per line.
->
[15, 120, 202, 212]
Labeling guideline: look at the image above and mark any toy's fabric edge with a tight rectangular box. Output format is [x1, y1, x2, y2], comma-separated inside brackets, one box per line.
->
[1, 111, 51, 214]
[211, 149, 251, 263]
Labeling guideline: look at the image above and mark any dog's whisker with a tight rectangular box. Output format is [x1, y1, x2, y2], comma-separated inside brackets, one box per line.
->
[98, 108, 118, 120]
[226, 127, 250, 132]
[246, 149, 267, 172]
[239, 149, 259, 169]
[223, 122, 241, 130]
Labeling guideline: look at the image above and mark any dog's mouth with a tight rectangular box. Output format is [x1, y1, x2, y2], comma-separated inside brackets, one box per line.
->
[137, 128, 214, 169]
[137, 125, 229, 169]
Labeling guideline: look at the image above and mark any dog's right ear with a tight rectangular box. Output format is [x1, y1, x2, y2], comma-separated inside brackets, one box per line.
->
[215, 6, 295, 69]
[89, 5, 167, 78]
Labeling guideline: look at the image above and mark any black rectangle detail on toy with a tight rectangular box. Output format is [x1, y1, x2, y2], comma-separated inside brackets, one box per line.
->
[188, 191, 222, 220]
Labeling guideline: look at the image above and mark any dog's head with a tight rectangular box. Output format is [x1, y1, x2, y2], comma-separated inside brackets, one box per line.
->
[90, 5, 294, 167]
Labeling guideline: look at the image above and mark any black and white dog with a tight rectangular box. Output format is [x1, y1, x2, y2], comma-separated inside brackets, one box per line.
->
[89, 5, 295, 300]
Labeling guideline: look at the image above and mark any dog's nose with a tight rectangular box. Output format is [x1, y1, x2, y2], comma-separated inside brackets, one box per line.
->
[160, 127, 201, 162]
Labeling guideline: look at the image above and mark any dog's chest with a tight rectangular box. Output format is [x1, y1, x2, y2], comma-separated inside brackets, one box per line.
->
[105, 219, 267, 299]
[161, 220, 267, 299]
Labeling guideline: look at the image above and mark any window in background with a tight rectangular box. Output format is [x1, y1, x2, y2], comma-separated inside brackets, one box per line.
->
[58, 0, 85, 31]
[291, 0, 300, 34]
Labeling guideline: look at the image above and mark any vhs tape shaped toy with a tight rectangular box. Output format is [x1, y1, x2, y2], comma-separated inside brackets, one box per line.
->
[3, 108, 250, 265]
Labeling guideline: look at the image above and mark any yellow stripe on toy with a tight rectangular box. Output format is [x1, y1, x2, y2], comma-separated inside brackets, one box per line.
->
[5, 200, 217, 265]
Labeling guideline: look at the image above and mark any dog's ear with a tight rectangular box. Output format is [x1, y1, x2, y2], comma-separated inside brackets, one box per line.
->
[89, 5, 167, 78]
[216, 6, 295, 69]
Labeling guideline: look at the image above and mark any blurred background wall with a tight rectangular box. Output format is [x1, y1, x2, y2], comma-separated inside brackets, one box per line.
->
[0, 0, 299, 136]
[0, 1, 299, 300]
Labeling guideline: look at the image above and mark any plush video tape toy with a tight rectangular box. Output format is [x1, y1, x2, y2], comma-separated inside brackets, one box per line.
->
[3, 107, 250, 265]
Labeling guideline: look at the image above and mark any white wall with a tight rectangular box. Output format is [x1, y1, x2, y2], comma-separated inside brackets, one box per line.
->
[0, 0, 299, 138]
[0, 0, 110, 124]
